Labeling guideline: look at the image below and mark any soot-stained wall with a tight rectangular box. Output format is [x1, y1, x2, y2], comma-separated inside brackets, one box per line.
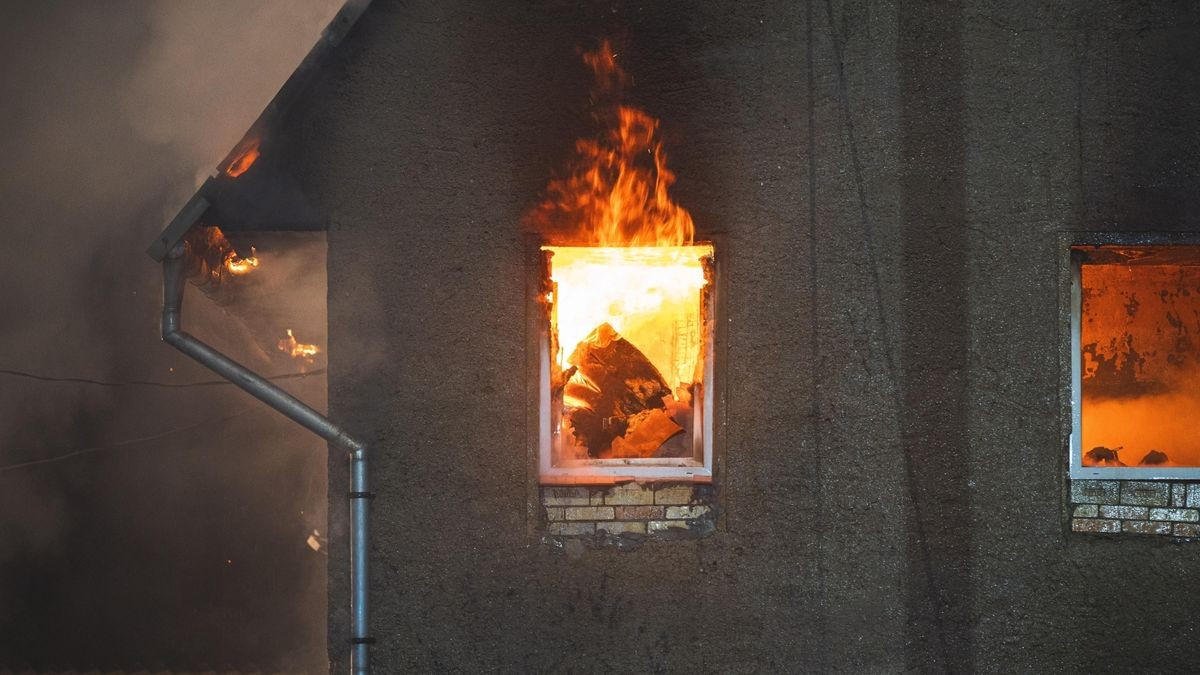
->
[275, 1, 1200, 671]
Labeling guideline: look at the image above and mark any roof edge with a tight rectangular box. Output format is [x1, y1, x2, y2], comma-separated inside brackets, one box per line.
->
[147, 0, 373, 260]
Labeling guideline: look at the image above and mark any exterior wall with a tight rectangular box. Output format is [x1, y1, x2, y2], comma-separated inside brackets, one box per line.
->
[277, 0, 1200, 671]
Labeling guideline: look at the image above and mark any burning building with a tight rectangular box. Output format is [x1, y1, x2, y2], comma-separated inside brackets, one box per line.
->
[145, 1, 1200, 673]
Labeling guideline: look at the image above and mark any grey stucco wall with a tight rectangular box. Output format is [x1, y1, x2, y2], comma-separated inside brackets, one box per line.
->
[279, 1, 1200, 671]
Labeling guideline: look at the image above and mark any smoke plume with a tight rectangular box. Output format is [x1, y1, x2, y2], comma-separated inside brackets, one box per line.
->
[0, 1, 341, 670]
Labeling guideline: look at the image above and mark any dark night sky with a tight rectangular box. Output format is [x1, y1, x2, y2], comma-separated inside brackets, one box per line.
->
[0, 2, 340, 671]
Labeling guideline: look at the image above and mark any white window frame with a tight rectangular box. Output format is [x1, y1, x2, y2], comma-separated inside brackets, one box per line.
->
[537, 245, 716, 483]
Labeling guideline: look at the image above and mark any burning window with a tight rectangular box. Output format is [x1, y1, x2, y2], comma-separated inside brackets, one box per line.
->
[1071, 244, 1200, 478]
[531, 42, 717, 482]
[537, 244, 715, 481]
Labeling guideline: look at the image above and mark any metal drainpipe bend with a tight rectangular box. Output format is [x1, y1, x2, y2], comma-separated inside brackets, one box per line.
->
[161, 244, 372, 674]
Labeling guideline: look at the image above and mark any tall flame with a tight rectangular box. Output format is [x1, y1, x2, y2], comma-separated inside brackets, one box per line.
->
[530, 40, 694, 247]
[533, 40, 711, 461]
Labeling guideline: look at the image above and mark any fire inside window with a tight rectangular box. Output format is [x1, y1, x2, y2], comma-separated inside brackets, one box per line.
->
[1071, 244, 1200, 479]
[538, 244, 716, 481]
[526, 40, 718, 483]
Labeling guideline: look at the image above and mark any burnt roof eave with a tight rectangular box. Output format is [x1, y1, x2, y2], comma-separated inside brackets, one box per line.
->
[145, 0, 372, 261]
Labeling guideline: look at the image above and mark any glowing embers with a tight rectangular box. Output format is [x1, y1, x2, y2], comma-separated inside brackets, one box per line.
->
[225, 246, 259, 275]
[278, 328, 320, 365]
[224, 137, 261, 178]
[541, 244, 714, 478]
[1075, 245, 1200, 472]
[182, 225, 260, 299]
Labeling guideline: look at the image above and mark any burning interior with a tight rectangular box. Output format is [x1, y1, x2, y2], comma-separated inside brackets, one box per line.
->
[538, 244, 715, 479]
[532, 42, 716, 481]
[1072, 244, 1200, 477]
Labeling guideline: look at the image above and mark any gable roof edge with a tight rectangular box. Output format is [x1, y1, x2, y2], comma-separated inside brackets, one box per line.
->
[147, 0, 372, 260]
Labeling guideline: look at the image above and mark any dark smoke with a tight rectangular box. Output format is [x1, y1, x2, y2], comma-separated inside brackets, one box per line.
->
[0, 2, 340, 670]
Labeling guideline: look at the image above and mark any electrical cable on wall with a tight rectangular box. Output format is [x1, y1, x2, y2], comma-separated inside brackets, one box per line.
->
[0, 408, 262, 473]
[0, 367, 326, 389]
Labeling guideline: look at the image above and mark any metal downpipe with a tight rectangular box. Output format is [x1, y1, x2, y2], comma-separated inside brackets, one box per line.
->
[349, 444, 369, 673]
[161, 245, 371, 673]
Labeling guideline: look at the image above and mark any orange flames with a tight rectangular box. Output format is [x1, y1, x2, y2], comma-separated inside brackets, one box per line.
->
[542, 107, 695, 247]
[531, 42, 694, 248]
[278, 329, 320, 364]
[183, 225, 258, 284]
[224, 246, 259, 276]
[535, 40, 711, 462]
[224, 138, 261, 178]
[547, 246, 709, 391]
